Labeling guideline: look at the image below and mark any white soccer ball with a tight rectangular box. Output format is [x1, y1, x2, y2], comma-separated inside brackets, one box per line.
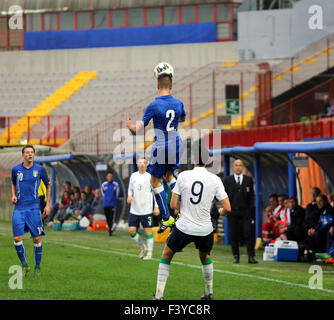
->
[154, 62, 174, 79]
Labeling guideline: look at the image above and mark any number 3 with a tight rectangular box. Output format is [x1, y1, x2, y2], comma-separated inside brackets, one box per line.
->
[166, 110, 175, 131]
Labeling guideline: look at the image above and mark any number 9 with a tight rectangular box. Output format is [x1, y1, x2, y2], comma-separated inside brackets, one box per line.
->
[190, 181, 204, 205]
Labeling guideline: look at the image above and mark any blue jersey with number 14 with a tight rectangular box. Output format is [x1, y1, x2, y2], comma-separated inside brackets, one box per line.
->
[142, 95, 186, 147]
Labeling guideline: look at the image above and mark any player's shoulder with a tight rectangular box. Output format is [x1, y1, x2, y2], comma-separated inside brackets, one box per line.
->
[147, 100, 158, 109]
[170, 95, 183, 105]
[131, 171, 139, 177]
[204, 170, 222, 183]
[177, 169, 193, 180]
[34, 163, 45, 171]
[12, 163, 22, 171]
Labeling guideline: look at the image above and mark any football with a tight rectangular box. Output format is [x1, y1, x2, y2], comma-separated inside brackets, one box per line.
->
[154, 62, 174, 79]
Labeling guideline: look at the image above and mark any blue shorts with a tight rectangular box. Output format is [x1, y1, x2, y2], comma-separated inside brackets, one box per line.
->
[12, 207, 45, 238]
[128, 213, 153, 229]
[147, 163, 180, 179]
[147, 141, 183, 179]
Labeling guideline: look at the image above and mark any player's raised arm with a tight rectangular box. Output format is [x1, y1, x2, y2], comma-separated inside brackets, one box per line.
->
[125, 118, 144, 135]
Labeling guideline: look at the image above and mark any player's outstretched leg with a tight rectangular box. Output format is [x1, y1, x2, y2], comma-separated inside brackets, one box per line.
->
[129, 230, 146, 259]
[143, 231, 154, 260]
[152, 184, 175, 234]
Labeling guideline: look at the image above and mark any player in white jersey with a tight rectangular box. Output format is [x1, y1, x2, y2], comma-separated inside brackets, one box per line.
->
[153, 141, 231, 300]
[128, 158, 160, 260]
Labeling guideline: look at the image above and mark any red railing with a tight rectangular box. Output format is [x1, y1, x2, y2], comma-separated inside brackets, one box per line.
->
[206, 117, 334, 148]
[0, 115, 70, 147]
[254, 78, 334, 127]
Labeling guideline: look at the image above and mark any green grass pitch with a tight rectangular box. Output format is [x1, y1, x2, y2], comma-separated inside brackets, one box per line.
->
[0, 220, 333, 300]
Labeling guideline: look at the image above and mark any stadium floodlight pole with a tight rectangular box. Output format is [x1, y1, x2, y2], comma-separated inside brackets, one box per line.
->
[254, 153, 262, 240]
[223, 155, 230, 245]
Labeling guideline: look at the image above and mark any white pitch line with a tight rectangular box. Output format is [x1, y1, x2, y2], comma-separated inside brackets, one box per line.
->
[1, 232, 334, 295]
[46, 238, 334, 295]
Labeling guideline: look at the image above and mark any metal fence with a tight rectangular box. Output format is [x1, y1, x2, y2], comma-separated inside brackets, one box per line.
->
[0, 115, 70, 147]
[255, 34, 334, 126]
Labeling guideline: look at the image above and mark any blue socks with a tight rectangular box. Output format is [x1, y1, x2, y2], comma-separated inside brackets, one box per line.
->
[153, 185, 170, 220]
[15, 241, 43, 268]
[34, 243, 43, 268]
[14, 241, 27, 266]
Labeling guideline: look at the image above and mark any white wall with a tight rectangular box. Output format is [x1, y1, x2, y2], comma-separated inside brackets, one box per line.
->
[238, 0, 334, 60]
[0, 41, 238, 74]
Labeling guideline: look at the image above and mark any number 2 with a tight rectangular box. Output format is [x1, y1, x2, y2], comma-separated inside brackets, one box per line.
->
[166, 109, 175, 131]
[190, 181, 204, 205]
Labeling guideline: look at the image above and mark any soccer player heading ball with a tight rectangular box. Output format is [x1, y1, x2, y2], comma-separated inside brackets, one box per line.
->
[126, 62, 186, 233]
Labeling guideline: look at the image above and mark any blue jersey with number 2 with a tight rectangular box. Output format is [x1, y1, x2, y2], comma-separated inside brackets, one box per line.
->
[142, 95, 186, 147]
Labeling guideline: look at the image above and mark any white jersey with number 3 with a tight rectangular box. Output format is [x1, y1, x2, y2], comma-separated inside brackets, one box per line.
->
[173, 167, 228, 236]
[128, 171, 156, 215]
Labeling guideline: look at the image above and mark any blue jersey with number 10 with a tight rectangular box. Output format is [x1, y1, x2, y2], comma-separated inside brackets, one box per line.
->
[11, 163, 50, 210]
[142, 95, 186, 147]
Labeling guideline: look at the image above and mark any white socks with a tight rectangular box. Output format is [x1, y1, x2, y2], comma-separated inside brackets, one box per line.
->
[155, 258, 170, 299]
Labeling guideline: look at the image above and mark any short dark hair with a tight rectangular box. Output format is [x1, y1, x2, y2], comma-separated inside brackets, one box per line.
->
[22, 144, 35, 154]
[278, 194, 288, 200]
[158, 74, 172, 90]
[317, 194, 328, 202]
[65, 181, 71, 186]
[312, 187, 321, 195]
[289, 196, 298, 202]
[269, 194, 278, 200]
[73, 186, 80, 193]
[192, 140, 210, 167]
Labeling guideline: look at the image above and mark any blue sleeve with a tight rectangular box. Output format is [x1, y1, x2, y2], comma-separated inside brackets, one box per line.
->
[181, 102, 186, 118]
[11, 167, 16, 185]
[142, 103, 155, 127]
[40, 166, 50, 186]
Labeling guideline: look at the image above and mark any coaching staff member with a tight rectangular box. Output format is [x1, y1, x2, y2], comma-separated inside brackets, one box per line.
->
[223, 159, 257, 264]
[101, 171, 120, 236]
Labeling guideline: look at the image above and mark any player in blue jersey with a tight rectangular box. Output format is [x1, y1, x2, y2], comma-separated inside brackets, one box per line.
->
[126, 62, 186, 233]
[11, 145, 51, 276]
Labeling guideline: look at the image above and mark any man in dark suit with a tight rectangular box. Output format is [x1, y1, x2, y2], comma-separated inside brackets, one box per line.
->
[286, 196, 306, 243]
[223, 159, 257, 264]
